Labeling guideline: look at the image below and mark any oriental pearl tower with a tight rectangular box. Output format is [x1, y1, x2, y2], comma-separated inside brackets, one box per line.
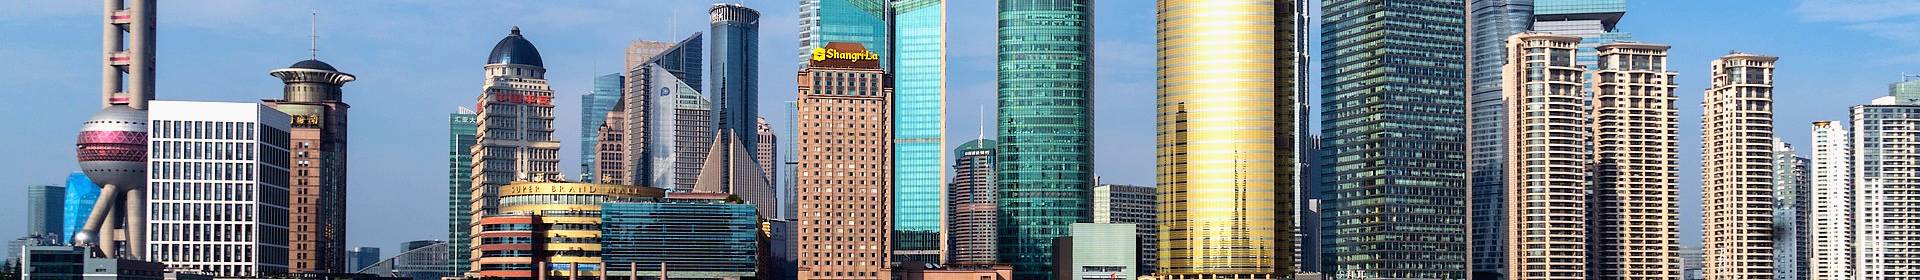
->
[73, 0, 155, 260]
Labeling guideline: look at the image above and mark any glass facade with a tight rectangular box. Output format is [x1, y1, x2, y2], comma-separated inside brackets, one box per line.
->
[709, 4, 761, 158]
[1533, 0, 1629, 69]
[798, 0, 890, 70]
[61, 171, 98, 244]
[581, 73, 623, 183]
[1319, 0, 1470, 279]
[781, 101, 798, 220]
[625, 33, 703, 189]
[600, 201, 759, 278]
[996, 0, 1094, 279]
[891, 0, 946, 265]
[1464, 2, 1531, 277]
[447, 111, 477, 273]
[28, 185, 64, 239]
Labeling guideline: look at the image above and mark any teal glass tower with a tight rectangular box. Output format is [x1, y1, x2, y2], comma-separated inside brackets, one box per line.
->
[996, 0, 1094, 279]
[446, 110, 477, 273]
[890, 0, 947, 264]
[581, 73, 623, 182]
[798, 0, 889, 70]
[62, 171, 98, 244]
[1320, 0, 1469, 279]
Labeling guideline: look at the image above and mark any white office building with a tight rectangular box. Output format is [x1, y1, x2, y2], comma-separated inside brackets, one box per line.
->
[1809, 120, 1852, 280]
[145, 100, 292, 277]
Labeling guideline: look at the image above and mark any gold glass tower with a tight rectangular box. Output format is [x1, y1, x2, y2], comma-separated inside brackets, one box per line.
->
[1154, 0, 1299, 278]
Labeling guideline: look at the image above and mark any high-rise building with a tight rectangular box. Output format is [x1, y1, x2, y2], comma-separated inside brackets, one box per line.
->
[600, 194, 760, 280]
[757, 117, 778, 192]
[1771, 140, 1810, 280]
[1851, 94, 1920, 279]
[1319, 0, 1470, 278]
[890, 0, 948, 265]
[1892, 77, 1920, 104]
[781, 101, 801, 220]
[582, 73, 624, 182]
[1532, 0, 1629, 68]
[1808, 120, 1851, 280]
[1681, 246, 1704, 280]
[692, 128, 777, 218]
[1091, 184, 1153, 275]
[625, 33, 705, 191]
[469, 28, 559, 272]
[1055, 223, 1137, 280]
[949, 139, 997, 264]
[595, 105, 628, 184]
[797, 0, 889, 70]
[1465, 2, 1533, 277]
[796, 42, 893, 280]
[348, 247, 381, 272]
[27, 185, 65, 239]
[73, 0, 154, 260]
[145, 100, 293, 277]
[62, 171, 98, 244]
[626, 40, 674, 77]
[1156, 1, 1300, 278]
[1499, 32, 1587, 280]
[446, 109, 477, 273]
[997, 1, 1095, 277]
[265, 55, 357, 273]
[1700, 52, 1777, 280]
[1589, 42, 1681, 279]
[710, 4, 762, 160]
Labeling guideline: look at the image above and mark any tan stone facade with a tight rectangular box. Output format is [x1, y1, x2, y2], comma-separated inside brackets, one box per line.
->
[1700, 52, 1778, 280]
[1501, 32, 1588, 280]
[1591, 42, 1682, 280]
[795, 47, 893, 280]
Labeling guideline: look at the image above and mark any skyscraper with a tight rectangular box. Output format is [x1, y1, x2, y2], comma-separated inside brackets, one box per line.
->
[27, 185, 65, 239]
[73, 0, 154, 260]
[348, 247, 381, 272]
[997, 1, 1095, 278]
[266, 55, 357, 273]
[595, 105, 627, 184]
[624, 33, 704, 190]
[1091, 184, 1154, 275]
[1532, 0, 1629, 68]
[1320, 0, 1469, 279]
[1500, 32, 1587, 280]
[1465, 2, 1532, 277]
[799, 0, 890, 70]
[1156, 1, 1299, 278]
[890, 0, 948, 265]
[1700, 52, 1777, 280]
[710, 4, 762, 159]
[62, 172, 98, 244]
[582, 73, 624, 182]
[1808, 121, 1851, 280]
[1771, 140, 1811, 280]
[692, 129, 776, 218]
[1589, 42, 1681, 279]
[469, 27, 558, 271]
[782, 101, 800, 220]
[145, 100, 293, 277]
[796, 42, 893, 280]
[1850, 93, 1920, 279]
[446, 109, 477, 273]
[949, 139, 997, 264]
[757, 117, 778, 192]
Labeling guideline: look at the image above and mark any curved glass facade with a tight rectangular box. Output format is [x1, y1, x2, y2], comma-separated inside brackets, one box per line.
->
[1465, 1, 1531, 276]
[995, 0, 1094, 278]
[62, 171, 99, 244]
[709, 4, 761, 157]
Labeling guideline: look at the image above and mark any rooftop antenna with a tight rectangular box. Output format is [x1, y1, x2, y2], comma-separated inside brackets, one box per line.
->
[978, 104, 984, 140]
[309, 10, 319, 59]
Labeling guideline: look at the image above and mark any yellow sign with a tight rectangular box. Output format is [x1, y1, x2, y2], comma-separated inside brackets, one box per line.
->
[499, 182, 664, 197]
[291, 115, 321, 126]
[813, 47, 878, 62]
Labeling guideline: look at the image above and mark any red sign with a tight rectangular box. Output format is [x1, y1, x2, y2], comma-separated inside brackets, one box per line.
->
[492, 93, 552, 105]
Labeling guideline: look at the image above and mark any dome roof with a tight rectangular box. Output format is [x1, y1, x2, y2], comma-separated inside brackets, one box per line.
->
[288, 59, 337, 71]
[486, 27, 544, 67]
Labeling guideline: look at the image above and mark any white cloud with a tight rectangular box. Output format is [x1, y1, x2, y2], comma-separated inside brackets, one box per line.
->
[1799, 0, 1920, 44]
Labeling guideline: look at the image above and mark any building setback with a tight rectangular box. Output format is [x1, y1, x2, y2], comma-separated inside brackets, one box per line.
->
[795, 42, 893, 280]
[1700, 52, 1777, 280]
[1808, 120, 1851, 280]
[1589, 42, 1682, 279]
[625, 33, 706, 191]
[997, 1, 1096, 278]
[469, 27, 560, 273]
[1501, 32, 1587, 280]
[264, 57, 356, 273]
[710, 4, 762, 161]
[1319, 0, 1470, 278]
[145, 100, 293, 277]
[891, 0, 949, 265]
[948, 139, 997, 264]
[446, 109, 477, 273]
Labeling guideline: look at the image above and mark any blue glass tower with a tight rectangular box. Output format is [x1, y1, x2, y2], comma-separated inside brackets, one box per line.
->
[1465, 1, 1532, 279]
[582, 73, 624, 182]
[781, 101, 798, 220]
[600, 199, 759, 279]
[890, 0, 946, 265]
[709, 4, 761, 158]
[61, 171, 97, 244]
[799, 0, 890, 70]
[997, 0, 1094, 278]
[28, 185, 64, 239]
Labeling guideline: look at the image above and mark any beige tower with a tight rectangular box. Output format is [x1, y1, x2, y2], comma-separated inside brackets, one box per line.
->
[1700, 52, 1778, 280]
[795, 42, 892, 280]
[1501, 32, 1588, 280]
[1590, 42, 1682, 280]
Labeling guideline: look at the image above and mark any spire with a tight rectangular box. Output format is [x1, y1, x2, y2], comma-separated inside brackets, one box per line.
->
[309, 10, 319, 59]
[510, 26, 521, 36]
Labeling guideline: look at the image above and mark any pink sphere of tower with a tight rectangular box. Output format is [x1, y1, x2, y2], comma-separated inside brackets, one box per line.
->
[76, 105, 148, 188]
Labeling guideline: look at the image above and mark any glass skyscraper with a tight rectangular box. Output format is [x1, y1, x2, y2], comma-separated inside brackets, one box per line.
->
[582, 73, 623, 182]
[1465, 1, 1532, 278]
[890, 0, 947, 265]
[798, 0, 889, 70]
[1320, 0, 1470, 279]
[600, 199, 759, 279]
[996, 0, 1094, 279]
[1533, 0, 1629, 68]
[61, 171, 97, 244]
[28, 185, 65, 239]
[709, 4, 761, 159]
[446, 110, 476, 273]
[623, 33, 703, 189]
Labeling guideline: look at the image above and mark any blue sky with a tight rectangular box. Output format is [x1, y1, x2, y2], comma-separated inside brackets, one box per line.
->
[2, 0, 1917, 257]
